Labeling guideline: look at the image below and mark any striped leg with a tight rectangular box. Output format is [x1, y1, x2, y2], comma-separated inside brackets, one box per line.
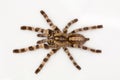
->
[69, 44, 102, 53]
[35, 48, 59, 74]
[63, 47, 81, 70]
[70, 25, 103, 33]
[36, 39, 47, 44]
[40, 10, 60, 32]
[13, 44, 49, 53]
[21, 26, 45, 33]
[63, 18, 78, 33]
[81, 46, 102, 53]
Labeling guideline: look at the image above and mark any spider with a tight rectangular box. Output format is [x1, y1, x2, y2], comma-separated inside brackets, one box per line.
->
[13, 10, 103, 74]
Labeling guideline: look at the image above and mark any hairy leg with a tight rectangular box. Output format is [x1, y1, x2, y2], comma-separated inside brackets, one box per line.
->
[21, 26, 46, 33]
[21, 26, 54, 37]
[63, 18, 78, 33]
[35, 48, 59, 74]
[63, 47, 81, 70]
[13, 44, 49, 53]
[69, 44, 102, 53]
[40, 10, 60, 32]
[70, 25, 103, 33]
[81, 46, 102, 53]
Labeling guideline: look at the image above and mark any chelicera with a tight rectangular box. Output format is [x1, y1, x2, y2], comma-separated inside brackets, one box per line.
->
[13, 10, 103, 74]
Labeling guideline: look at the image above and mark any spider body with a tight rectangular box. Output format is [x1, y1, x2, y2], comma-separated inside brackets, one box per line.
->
[51, 33, 88, 47]
[53, 33, 68, 46]
[13, 10, 103, 74]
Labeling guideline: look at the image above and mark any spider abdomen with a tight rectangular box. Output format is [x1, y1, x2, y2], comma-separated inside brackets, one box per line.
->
[69, 37, 84, 41]
[68, 34, 89, 45]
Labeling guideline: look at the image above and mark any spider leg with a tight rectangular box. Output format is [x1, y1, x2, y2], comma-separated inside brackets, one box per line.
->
[13, 44, 49, 53]
[21, 26, 53, 36]
[35, 48, 60, 74]
[70, 25, 103, 33]
[69, 44, 102, 53]
[21, 26, 45, 33]
[81, 46, 102, 53]
[63, 47, 81, 70]
[63, 18, 78, 33]
[40, 10, 61, 32]
[36, 39, 47, 44]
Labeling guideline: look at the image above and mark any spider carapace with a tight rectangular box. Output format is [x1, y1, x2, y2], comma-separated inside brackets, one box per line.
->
[13, 10, 103, 74]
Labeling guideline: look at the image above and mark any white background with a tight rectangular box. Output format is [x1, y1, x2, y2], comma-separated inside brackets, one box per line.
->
[0, 0, 120, 80]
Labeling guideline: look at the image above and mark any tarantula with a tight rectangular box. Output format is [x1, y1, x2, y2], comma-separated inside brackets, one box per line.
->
[13, 10, 103, 74]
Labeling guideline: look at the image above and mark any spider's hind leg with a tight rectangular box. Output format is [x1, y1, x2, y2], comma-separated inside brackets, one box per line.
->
[81, 46, 102, 53]
[35, 48, 59, 74]
[69, 44, 102, 53]
[63, 47, 81, 70]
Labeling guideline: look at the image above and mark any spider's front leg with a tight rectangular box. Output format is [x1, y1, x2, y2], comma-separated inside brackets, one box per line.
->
[40, 10, 60, 32]
[13, 44, 49, 53]
[63, 47, 81, 70]
[36, 28, 54, 38]
[69, 44, 102, 53]
[35, 48, 60, 74]
[21, 26, 46, 33]
[63, 18, 78, 33]
[70, 25, 103, 33]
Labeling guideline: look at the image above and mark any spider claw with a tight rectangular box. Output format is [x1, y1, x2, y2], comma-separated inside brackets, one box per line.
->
[97, 25, 103, 28]
[96, 50, 102, 53]
[74, 18, 78, 22]
[21, 26, 27, 30]
[76, 65, 81, 70]
[13, 49, 19, 53]
[35, 68, 40, 74]
[40, 10, 45, 14]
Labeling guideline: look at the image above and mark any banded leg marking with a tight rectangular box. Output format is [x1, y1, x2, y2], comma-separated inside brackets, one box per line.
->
[13, 44, 49, 53]
[63, 19, 78, 33]
[35, 48, 59, 74]
[69, 44, 102, 53]
[63, 47, 81, 70]
[81, 46, 102, 53]
[21, 26, 45, 33]
[40, 10, 60, 32]
[71, 25, 103, 33]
